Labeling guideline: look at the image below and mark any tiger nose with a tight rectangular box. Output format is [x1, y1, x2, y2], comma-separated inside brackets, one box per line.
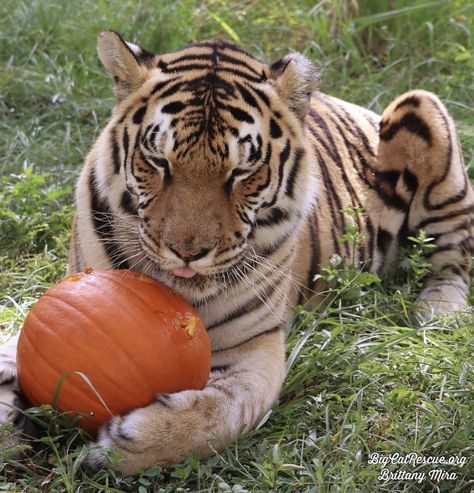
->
[165, 242, 212, 262]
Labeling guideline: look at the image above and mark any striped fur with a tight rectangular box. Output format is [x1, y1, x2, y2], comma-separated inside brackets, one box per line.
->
[1, 32, 472, 474]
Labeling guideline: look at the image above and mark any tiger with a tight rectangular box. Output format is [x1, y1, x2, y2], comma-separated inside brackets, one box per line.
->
[1, 30, 472, 475]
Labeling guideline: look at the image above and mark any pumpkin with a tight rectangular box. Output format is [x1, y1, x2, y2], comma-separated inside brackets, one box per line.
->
[16, 268, 211, 432]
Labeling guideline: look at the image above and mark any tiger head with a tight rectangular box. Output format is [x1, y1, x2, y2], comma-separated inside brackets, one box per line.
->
[97, 31, 319, 302]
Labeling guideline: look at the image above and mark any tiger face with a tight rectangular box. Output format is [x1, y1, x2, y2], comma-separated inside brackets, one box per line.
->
[96, 32, 319, 301]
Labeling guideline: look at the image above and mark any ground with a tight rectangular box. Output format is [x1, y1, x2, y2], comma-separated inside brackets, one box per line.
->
[0, 1, 473, 491]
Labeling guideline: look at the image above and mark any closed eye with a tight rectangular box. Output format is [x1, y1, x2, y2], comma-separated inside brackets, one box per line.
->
[225, 167, 259, 193]
[143, 156, 172, 186]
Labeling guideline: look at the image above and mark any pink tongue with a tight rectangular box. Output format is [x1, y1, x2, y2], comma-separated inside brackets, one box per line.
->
[172, 267, 197, 279]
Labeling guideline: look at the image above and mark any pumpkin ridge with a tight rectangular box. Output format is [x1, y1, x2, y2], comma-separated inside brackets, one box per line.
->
[26, 304, 147, 403]
[42, 288, 178, 391]
[83, 273, 189, 383]
[18, 326, 115, 415]
[18, 332, 64, 396]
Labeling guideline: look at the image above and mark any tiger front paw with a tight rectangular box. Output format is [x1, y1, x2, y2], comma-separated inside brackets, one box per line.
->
[86, 391, 200, 475]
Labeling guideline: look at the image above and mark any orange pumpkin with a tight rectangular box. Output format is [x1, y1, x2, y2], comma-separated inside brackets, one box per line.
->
[16, 269, 211, 432]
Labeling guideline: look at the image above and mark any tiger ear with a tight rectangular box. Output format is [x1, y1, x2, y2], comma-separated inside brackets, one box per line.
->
[270, 53, 319, 121]
[97, 30, 154, 100]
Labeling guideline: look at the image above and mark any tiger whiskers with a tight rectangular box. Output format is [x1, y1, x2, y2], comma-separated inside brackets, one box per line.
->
[245, 249, 305, 298]
[229, 264, 286, 326]
[246, 244, 321, 298]
[241, 259, 294, 309]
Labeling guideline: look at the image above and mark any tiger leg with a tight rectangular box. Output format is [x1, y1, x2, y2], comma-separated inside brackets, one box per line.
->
[375, 89, 474, 315]
[87, 329, 285, 475]
[0, 334, 32, 455]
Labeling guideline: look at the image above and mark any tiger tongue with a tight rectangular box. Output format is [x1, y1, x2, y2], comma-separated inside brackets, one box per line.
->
[172, 267, 197, 279]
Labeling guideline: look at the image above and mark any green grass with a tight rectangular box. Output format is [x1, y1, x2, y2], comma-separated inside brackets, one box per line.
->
[1, 0, 473, 491]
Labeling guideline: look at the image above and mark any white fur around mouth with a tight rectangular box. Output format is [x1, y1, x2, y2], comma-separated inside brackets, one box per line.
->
[172, 267, 197, 278]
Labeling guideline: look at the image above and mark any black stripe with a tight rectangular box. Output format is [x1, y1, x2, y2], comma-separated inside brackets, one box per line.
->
[237, 209, 252, 225]
[320, 118, 376, 261]
[262, 140, 291, 209]
[263, 143, 272, 164]
[111, 128, 121, 174]
[309, 108, 373, 241]
[377, 228, 393, 256]
[191, 39, 258, 59]
[380, 112, 432, 145]
[247, 134, 262, 163]
[417, 204, 474, 229]
[158, 81, 187, 99]
[151, 77, 179, 96]
[215, 52, 261, 75]
[160, 63, 211, 73]
[225, 168, 245, 195]
[375, 171, 408, 211]
[316, 94, 377, 159]
[429, 219, 470, 242]
[314, 147, 343, 256]
[378, 170, 399, 188]
[235, 81, 261, 112]
[440, 264, 467, 278]
[255, 207, 289, 227]
[120, 190, 137, 215]
[207, 297, 262, 331]
[123, 127, 129, 166]
[316, 101, 378, 204]
[162, 58, 260, 87]
[165, 53, 213, 65]
[227, 105, 254, 123]
[245, 166, 272, 199]
[216, 65, 266, 83]
[269, 118, 282, 139]
[138, 194, 156, 210]
[260, 230, 292, 256]
[308, 110, 358, 251]
[397, 213, 411, 248]
[426, 178, 468, 212]
[422, 97, 468, 211]
[425, 243, 460, 258]
[89, 169, 130, 269]
[307, 210, 321, 292]
[162, 101, 186, 114]
[249, 86, 271, 107]
[166, 51, 257, 73]
[212, 327, 281, 354]
[148, 157, 172, 186]
[132, 106, 147, 125]
[403, 169, 418, 193]
[394, 95, 420, 111]
[285, 147, 304, 198]
[344, 137, 376, 189]
[308, 110, 348, 217]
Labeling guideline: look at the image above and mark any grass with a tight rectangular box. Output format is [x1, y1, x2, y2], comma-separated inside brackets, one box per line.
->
[1, 0, 473, 491]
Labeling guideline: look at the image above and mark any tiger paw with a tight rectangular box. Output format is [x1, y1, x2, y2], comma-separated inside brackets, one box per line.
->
[418, 282, 469, 320]
[0, 367, 27, 456]
[86, 391, 200, 474]
[86, 412, 172, 475]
